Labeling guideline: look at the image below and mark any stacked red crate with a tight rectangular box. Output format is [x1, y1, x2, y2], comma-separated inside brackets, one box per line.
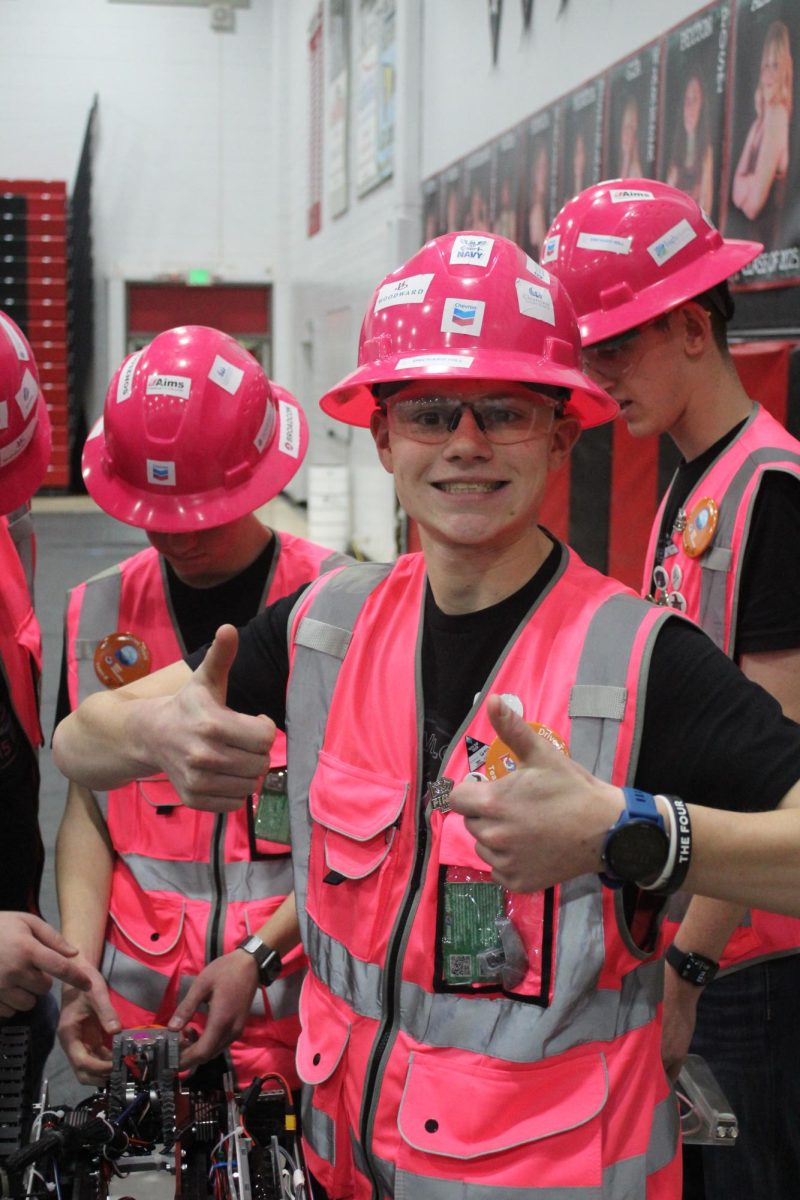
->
[0, 179, 70, 490]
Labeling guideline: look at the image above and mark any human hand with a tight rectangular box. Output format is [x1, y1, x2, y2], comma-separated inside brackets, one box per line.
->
[167, 950, 259, 1070]
[448, 695, 623, 892]
[147, 625, 275, 812]
[0, 913, 96, 1017]
[57, 963, 122, 1085]
[661, 960, 702, 1081]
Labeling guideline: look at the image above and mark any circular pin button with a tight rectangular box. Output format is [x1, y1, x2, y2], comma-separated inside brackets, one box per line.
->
[682, 497, 719, 558]
[486, 722, 569, 780]
[93, 632, 152, 689]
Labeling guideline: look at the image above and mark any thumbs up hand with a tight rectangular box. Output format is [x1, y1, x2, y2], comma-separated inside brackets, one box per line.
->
[147, 624, 275, 812]
[448, 695, 624, 892]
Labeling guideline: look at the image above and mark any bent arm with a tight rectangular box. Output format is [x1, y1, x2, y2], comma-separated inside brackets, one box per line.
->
[732, 108, 788, 219]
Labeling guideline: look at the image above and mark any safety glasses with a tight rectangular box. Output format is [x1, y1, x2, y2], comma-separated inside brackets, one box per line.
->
[581, 316, 664, 381]
[384, 393, 560, 445]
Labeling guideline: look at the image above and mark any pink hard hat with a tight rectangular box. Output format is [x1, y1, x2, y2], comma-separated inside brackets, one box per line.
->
[0, 311, 52, 514]
[319, 231, 617, 429]
[83, 326, 308, 532]
[542, 179, 763, 345]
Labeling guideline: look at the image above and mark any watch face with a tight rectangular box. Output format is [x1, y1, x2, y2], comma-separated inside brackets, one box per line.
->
[606, 820, 669, 882]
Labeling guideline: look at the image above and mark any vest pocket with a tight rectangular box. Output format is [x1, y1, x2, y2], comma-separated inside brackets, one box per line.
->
[396, 1050, 608, 1186]
[105, 886, 187, 1019]
[296, 977, 354, 1197]
[307, 751, 408, 959]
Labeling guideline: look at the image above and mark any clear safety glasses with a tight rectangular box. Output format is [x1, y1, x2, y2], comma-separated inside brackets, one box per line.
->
[384, 393, 561, 445]
[581, 316, 663, 382]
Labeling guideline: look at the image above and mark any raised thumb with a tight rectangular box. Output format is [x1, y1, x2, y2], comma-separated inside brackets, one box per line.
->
[195, 624, 240, 702]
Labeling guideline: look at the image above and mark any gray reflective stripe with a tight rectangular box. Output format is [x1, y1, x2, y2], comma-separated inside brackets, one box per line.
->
[394, 1171, 597, 1198]
[647, 1090, 680, 1175]
[74, 566, 123, 702]
[307, 911, 663, 1059]
[302, 1087, 336, 1165]
[101, 941, 170, 1013]
[286, 562, 393, 945]
[295, 617, 352, 659]
[569, 684, 626, 720]
[6, 505, 35, 598]
[699, 442, 800, 651]
[321, 550, 353, 572]
[121, 852, 294, 903]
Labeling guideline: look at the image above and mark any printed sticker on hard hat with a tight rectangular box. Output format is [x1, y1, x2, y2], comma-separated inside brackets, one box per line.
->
[277, 398, 301, 458]
[116, 351, 143, 404]
[208, 355, 244, 396]
[86, 416, 104, 442]
[374, 273, 434, 313]
[577, 232, 632, 255]
[146, 459, 176, 487]
[93, 632, 152, 690]
[525, 256, 551, 284]
[485, 722, 569, 780]
[15, 370, 39, 421]
[449, 236, 494, 268]
[0, 402, 7, 430]
[395, 354, 474, 371]
[609, 188, 655, 203]
[0, 419, 36, 468]
[0, 313, 29, 360]
[541, 234, 559, 264]
[515, 279, 556, 326]
[146, 373, 192, 400]
[647, 219, 696, 267]
[441, 298, 486, 338]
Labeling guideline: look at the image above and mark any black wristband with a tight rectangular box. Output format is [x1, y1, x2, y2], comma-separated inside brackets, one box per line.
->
[666, 942, 719, 986]
[660, 795, 692, 894]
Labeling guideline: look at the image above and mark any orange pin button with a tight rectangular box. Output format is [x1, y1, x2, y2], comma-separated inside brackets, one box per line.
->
[93, 632, 152, 689]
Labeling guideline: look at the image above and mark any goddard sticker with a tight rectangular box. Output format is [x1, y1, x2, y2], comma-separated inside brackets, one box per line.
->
[277, 398, 301, 458]
[647, 219, 696, 267]
[449, 236, 495, 268]
[374, 273, 434, 312]
[515, 279, 556, 326]
[116, 351, 143, 404]
[441, 298, 486, 338]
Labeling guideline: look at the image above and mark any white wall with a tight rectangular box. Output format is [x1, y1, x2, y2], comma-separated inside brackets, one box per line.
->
[0, 0, 710, 560]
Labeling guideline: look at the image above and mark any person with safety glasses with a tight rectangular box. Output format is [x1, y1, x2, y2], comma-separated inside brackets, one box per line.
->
[53, 232, 800, 1200]
[54, 326, 348, 1091]
[545, 178, 800, 1200]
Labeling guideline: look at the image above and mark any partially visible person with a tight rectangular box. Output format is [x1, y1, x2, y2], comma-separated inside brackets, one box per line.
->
[666, 74, 714, 214]
[55, 326, 346, 1087]
[571, 129, 588, 194]
[465, 181, 491, 231]
[0, 310, 99, 1088]
[732, 20, 793, 249]
[492, 175, 517, 241]
[545, 177, 800, 1200]
[52, 233, 800, 1200]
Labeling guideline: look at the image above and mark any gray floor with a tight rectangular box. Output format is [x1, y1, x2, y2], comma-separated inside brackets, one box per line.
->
[30, 495, 308, 1105]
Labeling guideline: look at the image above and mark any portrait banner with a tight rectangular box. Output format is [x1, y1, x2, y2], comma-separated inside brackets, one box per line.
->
[422, 174, 443, 243]
[520, 105, 559, 261]
[657, 2, 731, 225]
[490, 126, 522, 243]
[603, 41, 661, 181]
[724, 0, 800, 288]
[462, 145, 494, 233]
[556, 77, 605, 213]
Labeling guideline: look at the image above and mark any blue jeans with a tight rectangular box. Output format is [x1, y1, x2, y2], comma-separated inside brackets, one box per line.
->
[684, 955, 800, 1200]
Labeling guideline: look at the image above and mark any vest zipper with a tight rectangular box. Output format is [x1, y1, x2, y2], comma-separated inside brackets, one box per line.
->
[206, 813, 228, 965]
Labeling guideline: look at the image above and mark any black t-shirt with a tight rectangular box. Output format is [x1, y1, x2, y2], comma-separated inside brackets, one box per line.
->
[54, 541, 276, 726]
[196, 543, 800, 816]
[652, 420, 800, 657]
[0, 668, 43, 913]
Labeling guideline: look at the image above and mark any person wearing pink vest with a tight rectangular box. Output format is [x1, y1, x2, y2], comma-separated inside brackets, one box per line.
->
[52, 235, 800, 1200]
[0, 311, 97, 1088]
[546, 179, 800, 1199]
[55, 326, 346, 1090]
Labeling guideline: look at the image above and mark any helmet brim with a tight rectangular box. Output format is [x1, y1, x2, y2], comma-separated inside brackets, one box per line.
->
[320, 347, 618, 430]
[580, 238, 762, 346]
[0, 394, 52, 514]
[83, 386, 309, 532]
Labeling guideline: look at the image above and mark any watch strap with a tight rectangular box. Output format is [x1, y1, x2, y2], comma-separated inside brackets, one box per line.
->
[236, 935, 283, 986]
[600, 787, 667, 889]
[665, 942, 719, 987]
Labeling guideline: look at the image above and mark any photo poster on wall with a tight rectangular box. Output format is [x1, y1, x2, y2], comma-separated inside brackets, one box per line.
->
[603, 41, 661, 181]
[355, 0, 396, 198]
[723, 0, 800, 288]
[422, 175, 442, 242]
[519, 104, 559, 261]
[461, 145, 494, 232]
[328, 0, 350, 219]
[441, 161, 465, 235]
[556, 76, 606, 214]
[656, 2, 731, 225]
[490, 127, 521, 242]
